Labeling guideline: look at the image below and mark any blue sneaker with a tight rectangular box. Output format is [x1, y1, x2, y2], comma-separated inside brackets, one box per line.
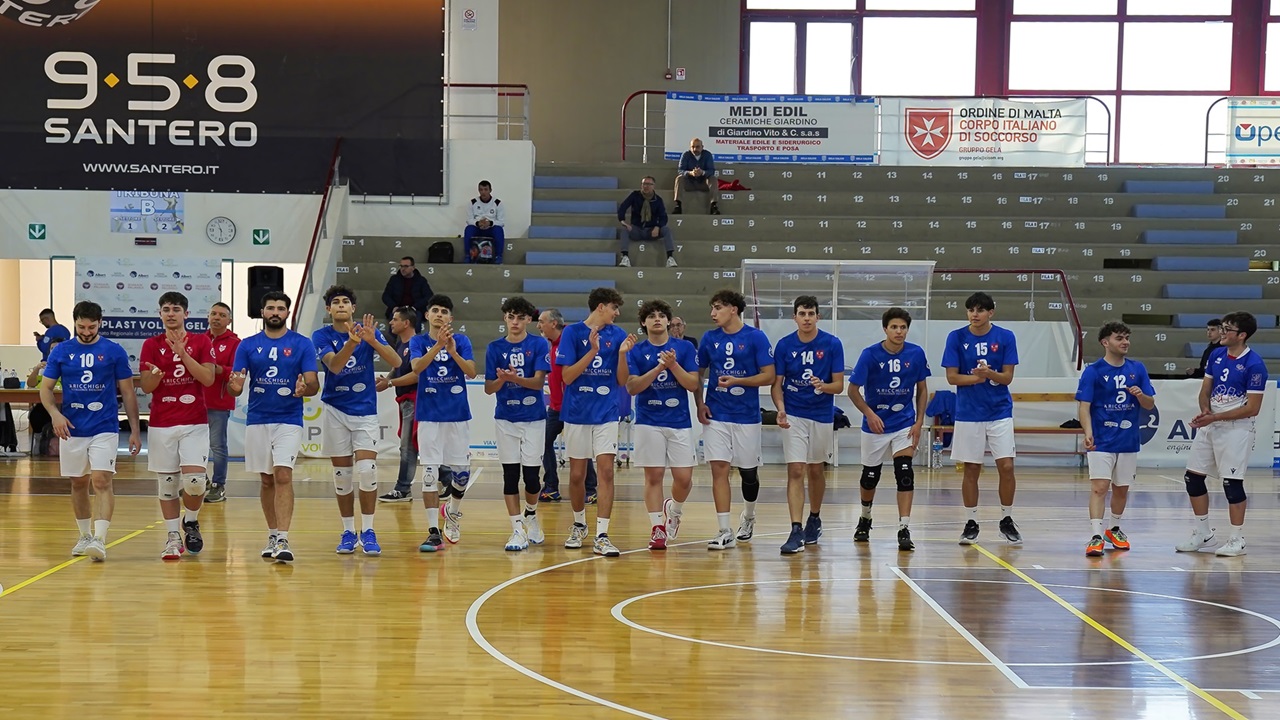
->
[803, 515, 823, 545]
[336, 530, 358, 554]
[359, 529, 382, 556]
[780, 526, 805, 555]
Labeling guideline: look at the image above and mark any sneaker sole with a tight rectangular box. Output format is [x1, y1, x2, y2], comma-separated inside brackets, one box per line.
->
[274, 554, 294, 564]
[162, 552, 182, 561]
[594, 549, 621, 557]
[361, 547, 382, 556]
[1215, 548, 1247, 557]
[854, 534, 870, 543]
[86, 545, 107, 561]
[506, 545, 528, 552]
[708, 542, 737, 551]
[649, 544, 667, 551]
[1175, 537, 1215, 552]
[377, 497, 413, 503]
[958, 537, 979, 546]
[419, 544, 441, 553]
[780, 546, 805, 555]
[899, 543, 915, 551]
[336, 548, 356, 555]
[1002, 536, 1023, 545]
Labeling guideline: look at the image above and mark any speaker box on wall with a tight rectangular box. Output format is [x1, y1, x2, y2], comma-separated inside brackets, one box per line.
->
[247, 265, 285, 319]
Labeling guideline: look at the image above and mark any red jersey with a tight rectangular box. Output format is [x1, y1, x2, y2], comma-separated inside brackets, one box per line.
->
[547, 335, 564, 412]
[204, 330, 241, 411]
[140, 333, 214, 427]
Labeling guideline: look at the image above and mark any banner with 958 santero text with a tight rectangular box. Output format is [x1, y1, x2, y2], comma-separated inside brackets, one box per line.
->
[664, 93, 878, 163]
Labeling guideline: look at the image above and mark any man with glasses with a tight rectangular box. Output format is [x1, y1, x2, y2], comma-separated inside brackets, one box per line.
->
[1176, 312, 1267, 557]
[672, 137, 721, 216]
[381, 256, 433, 331]
[670, 316, 697, 350]
[617, 176, 678, 268]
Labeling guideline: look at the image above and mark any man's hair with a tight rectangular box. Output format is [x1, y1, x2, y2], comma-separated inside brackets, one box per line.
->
[501, 296, 538, 320]
[882, 307, 912, 328]
[211, 301, 231, 313]
[401, 256, 415, 266]
[261, 291, 291, 309]
[1097, 320, 1131, 342]
[1222, 311, 1258, 342]
[965, 292, 995, 311]
[73, 300, 102, 321]
[710, 289, 746, 316]
[541, 308, 565, 329]
[427, 294, 454, 312]
[641, 175, 656, 185]
[393, 306, 418, 326]
[39, 308, 54, 317]
[323, 284, 356, 306]
[1207, 318, 1222, 328]
[793, 295, 819, 314]
[49, 337, 65, 347]
[478, 180, 492, 189]
[588, 287, 623, 312]
[638, 299, 674, 326]
[158, 291, 189, 310]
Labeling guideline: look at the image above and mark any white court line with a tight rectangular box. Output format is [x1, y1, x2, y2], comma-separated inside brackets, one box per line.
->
[1032, 564, 1044, 569]
[1172, 566, 1186, 572]
[1241, 690, 1262, 700]
[1159, 474, 1185, 485]
[894, 564, 1280, 574]
[888, 566, 1030, 688]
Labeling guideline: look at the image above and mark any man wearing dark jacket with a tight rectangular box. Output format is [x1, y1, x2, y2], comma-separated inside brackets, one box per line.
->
[617, 176, 677, 269]
[672, 137, 721, 215]
[381, 256, 433, 330]
[1189, 318, 1223, 379]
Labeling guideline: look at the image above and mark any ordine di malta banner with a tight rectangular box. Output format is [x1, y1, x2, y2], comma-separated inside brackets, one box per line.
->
[880, 98, 1087, 167]
[0, 0, 444, 195]
[665, 93, 878, 163]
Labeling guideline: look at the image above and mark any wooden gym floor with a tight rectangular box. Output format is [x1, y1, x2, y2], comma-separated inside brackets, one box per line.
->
[1, 456, 1278, 719]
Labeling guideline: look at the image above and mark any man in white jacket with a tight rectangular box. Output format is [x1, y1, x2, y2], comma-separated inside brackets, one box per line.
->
[465, 180, 506, 264]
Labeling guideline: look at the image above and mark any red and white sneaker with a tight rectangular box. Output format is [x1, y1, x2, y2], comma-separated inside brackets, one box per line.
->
[648, 525, 668, 551]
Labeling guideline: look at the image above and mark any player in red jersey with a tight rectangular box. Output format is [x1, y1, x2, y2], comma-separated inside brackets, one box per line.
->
[140, 292, 216, 560]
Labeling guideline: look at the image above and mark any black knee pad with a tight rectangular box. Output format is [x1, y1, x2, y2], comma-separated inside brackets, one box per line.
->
[860, 465, 882, 491]
[740, 468, 760, 502]
[522, 465, 541, 495]
[894, 456, 914, 492]
[502, 463, 520, 496]
[1223, 478, 1247, 504]
[1184, 470, 1208, 498]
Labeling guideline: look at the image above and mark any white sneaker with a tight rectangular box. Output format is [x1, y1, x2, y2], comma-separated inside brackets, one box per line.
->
[1175, 528, 1216, 553]
[505, 524, 530, 552]
[708, 529, 737, 551]
[736, 512, 756, 542]
[525, 514, 545, 545]
[663, 497, 681, 540]
[260, 534, 279, 559]
[161, 531, 184, 561]
[441, 504, 462, 544]
[1215, 537, 1247, 557]
[665, 256, 678, 268]
[593, 534, 621, 557]
[564, 522, 588, 549]
[618, 255, 632, 267]
[71, 534, 93, 557]
[86, 536, 107, 562]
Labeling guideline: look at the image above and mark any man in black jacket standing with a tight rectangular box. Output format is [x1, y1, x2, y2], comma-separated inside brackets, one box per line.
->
[381, 256, 433, 331]
[1189, 318, 1222, 379]
[617, 176, 677, 269]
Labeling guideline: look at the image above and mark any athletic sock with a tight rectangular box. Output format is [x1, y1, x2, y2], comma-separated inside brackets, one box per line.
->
[510, 515, 522, 532]
[276, 531, 289, 541]
[427, 508, 439, 530]
[523, 503, 537, 517]
[573, 509, 586, 526]
[1195, 514, 1210, 529]
[671, 499, 684, 515]
[1231, 523, 1245, 541]
[743, 500, 757, 519]
[183, 508, 200, 523]
[1109, 511, 1123, 526]
[94, 520, 110, 540]
[596, 517, 610, 537]
[967, 507, 979, 522]
[76, 518, 91, 535]
[164, 518, 181, 533]
[1091, 519, 1104, 537]
[860, 501, 872, 520]
[649, 511, 663, 527]
[899, 516, 910, 529]
[341, 516, 356, 533]
[361, 513, 374, 531]
[1000, 505, 1012, 519]
[716, 512, 730, 532]
[268, 527, 278, 538]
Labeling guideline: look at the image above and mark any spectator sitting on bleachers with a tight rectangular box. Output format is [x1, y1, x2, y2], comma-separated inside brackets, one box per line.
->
[381, 256, 433, 331]
[617, 176, 677, 269]
[1188, 318, 1222, 379]
[671, 316, 698, 349]
[672, 137, 720, 216]
[464, 180, 506, 264]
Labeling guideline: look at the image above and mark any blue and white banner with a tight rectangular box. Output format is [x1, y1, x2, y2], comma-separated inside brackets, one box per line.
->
[1226, 97, 1280, 166]
[664, 93, 878, 163]
[879, 98, 1087, 167]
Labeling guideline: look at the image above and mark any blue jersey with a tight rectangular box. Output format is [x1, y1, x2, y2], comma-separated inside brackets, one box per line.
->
[555, 322, 629, 425]
[1075, 357, 1156, 454]
[774, 330, 846, 423]
[849, 341, 931, 434]
[232, 331, 318, 427]
[312, 325, 387, 417]
[940, 324, 1019, 422]
[486, 334, 552, 422]
[39, 323, 70, 360]
[411, 332, 474, 422]
[627, 338, 699, 429]
[697, 325, 774, 424]
[1206, 346, 1268, 413]
[43, 337, 133, 438]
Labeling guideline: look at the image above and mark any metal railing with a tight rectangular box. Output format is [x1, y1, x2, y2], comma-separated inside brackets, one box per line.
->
[938, 268, 1084, 371]
[446, 82, 531, 141]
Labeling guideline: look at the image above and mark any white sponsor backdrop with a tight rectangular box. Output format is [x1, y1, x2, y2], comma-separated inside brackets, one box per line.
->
[664, 93, 878, 163]
[1226, 97, 1280, 166]
[880, 98, 1087, 167]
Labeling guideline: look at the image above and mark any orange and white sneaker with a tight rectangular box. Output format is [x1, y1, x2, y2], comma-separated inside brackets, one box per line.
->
[648, 525, 668, 551]
[1085, 535, 1104, 557]
[1104, 526, 1130, 551]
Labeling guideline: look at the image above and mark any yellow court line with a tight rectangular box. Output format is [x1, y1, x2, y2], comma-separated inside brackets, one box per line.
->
[0, 525, 154, 598]
[973, 544, 1248, 720]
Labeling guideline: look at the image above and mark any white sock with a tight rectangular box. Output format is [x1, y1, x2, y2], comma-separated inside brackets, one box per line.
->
[277, 531, 289, 541]
[596, 517, 610, 537]
[860, 503, 873, 520]
[268, 527, 278, 538]
[183, 508, 200, 523]
[94, 519, 110, 540]
[523, 502, 537, 515]
[510, 515, 522, 532]
[1195, 514, 1210, 529]
[1109, 511, 1123, 525]
[671, 499, 684, 515]
[716, 512, 731, 532]
[1231, 523, 1244, 541]
[447, 496, 461, 514]
[967, 507, 979, 522]
[76, 518, 91, 535]
[744, 500, 757, 519]
[361, 513, 375, 531]
[649, 511, 663, 527]
[341, 516, 356, 533]
[1000, 505, 1012, 519]
[573, 509, 586, 526]
[1091, 519, 1104, 537]
[899, 516, 909, 529]
[164, 518, 181, 533]
[427, 507, 439, 530]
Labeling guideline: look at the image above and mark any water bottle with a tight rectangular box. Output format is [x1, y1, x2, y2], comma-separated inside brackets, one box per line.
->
[931, 438, 943, 469]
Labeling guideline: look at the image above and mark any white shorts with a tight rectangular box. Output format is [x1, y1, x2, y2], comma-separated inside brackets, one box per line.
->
[322, 405, 380, 457]
[418, 421, 471, 466]
[496, 419, 546, 466]
[564, 421, 619, 460]
[702, 420, 761, 469]
[951, 418, 1016, 464]
[1187, 417, 1256, 480]
[1087, 452, 1137, 486]
[861, 426, 914, 467]
[783, 416, 834, 465]
[60, 432, 118, 478]
[147, 424, 210, 473]
[244, 424, 303, 474]
[634, 425, 695, 468]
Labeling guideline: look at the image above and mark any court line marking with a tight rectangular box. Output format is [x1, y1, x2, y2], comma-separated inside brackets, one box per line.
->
[0, 524, 153, 598]
[974, 544, 1249, 720]
[1159, 474, 1185, 485]
[1242, 691, 1262, 700]
[887, 564, 1280, 574]
[888, 567, 1030, 687]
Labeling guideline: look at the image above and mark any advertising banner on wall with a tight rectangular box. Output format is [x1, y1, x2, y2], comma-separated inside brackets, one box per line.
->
[0, 0, 444, 195]
[665, 93, 878, 163]
[880, 98, 1087, 167]
[1226, 97, 1280, 166]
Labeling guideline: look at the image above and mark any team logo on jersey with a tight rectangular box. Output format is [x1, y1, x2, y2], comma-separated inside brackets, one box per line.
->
[990, 344, 999, 352]
[903, 361, 910, 368]
[284, 348, 293, 357]
[97, 355, 104, 362]
[791, 352, 798, 358]
[1237, 364, 1245, 371]
[737, 344, 745, 351]
[257, 347, 263, 353]
[1252, 373, 1265, 384]
[816, 351, 824, 359]
[714, 343, 720, 349]
[962, 343, 969, 350]
[904, 108, 952, 160]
